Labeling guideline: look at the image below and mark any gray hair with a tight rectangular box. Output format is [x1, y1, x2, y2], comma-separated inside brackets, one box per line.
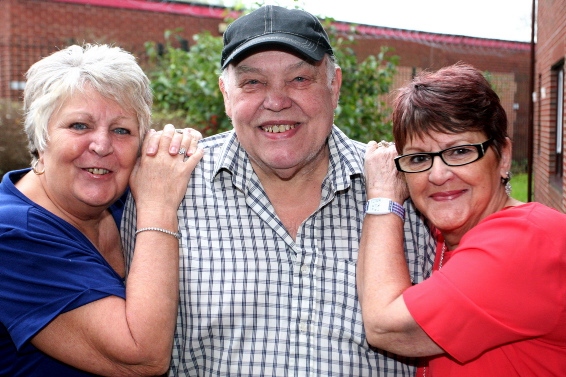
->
[23, 44, 152, 164]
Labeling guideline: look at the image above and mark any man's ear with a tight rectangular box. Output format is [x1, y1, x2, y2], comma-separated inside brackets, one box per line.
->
[219, 76, 232, 118]
[331, 67, 342, 109]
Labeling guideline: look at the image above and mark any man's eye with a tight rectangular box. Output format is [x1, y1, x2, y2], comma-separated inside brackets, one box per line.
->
[243, 79, 262, 86]
[289, 76, 313, 86]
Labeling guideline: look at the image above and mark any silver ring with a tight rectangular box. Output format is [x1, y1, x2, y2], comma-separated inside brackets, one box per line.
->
[178, 147, 186, 155]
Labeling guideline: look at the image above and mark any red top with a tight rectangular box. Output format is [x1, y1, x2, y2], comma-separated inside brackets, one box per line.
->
[404, 202, 566, 376]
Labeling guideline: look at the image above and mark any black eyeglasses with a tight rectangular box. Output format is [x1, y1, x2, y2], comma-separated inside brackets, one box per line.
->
[394, 139, 494, 173]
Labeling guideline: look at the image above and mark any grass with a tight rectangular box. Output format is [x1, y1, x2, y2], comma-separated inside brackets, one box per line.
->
[511, 173, 529, 202]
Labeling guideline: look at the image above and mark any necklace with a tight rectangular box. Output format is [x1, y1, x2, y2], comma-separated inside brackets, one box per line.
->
[438, 242, 446, 270]
[423, 242, 447, 377]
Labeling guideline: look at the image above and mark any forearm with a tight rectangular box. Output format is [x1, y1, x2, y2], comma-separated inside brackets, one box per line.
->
[72, 207, 181, 374]
[357, 212, 412, 334]
[357, 212, 444, 357]
[123, 206, 180, 369]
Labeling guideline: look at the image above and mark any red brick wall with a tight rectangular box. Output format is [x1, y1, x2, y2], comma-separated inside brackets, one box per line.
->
[533, 0, 566, 211]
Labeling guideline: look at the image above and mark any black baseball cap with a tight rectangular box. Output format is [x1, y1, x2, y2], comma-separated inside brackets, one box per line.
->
[221, 5, 334, 69]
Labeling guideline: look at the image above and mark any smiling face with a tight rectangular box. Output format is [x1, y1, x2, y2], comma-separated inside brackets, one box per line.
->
[219, 50, 341, 180]
[38, 85, 140, 217]
[403, 130, 511, 243]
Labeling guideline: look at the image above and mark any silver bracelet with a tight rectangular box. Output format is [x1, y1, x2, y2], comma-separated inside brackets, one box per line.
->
[135, 227, 181, 240]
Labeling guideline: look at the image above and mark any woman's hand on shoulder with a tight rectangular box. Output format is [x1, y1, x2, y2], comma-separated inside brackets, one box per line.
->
[144, 125, 202, 157]
[129, 124, 204, 212]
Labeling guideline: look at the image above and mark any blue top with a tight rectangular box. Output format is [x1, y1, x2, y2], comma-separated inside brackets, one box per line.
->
[0, 169, 127, 376]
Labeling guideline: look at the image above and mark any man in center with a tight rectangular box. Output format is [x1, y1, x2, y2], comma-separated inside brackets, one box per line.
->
[123, 5, 435, 376]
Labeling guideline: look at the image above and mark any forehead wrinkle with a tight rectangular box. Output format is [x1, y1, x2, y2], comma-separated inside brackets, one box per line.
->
[234, 58, 314, 76]
[233, 64, 261, 76]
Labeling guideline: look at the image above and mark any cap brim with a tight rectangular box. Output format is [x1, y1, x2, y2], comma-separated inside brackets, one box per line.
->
[222, 33, 327, 69]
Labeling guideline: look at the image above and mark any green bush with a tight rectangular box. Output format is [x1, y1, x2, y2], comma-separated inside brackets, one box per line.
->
[145, 30, 228, 135]
[328, 21, 398, 142]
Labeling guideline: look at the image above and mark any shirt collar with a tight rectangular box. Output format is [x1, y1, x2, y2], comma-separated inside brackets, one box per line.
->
[211, 126, 365, 191]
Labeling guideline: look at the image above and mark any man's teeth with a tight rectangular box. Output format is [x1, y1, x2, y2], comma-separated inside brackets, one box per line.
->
[263, 124, 296, 133]
[87, 168, 109, 175]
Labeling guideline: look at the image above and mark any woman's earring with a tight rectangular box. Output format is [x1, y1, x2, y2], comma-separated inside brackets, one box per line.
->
[32, 159, 45, 175]
[501, 171, 511, 196]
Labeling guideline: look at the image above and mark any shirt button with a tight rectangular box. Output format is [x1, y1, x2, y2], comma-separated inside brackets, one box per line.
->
[301, 265, 309, 273]
[299, 322, 308, 332]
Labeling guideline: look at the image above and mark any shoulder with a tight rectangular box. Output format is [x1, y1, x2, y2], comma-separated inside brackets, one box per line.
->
[196, 130, 239, 168]
[461, 202, 566, 255]
[330, 126, 366, 155]
[519, 201, 566, 220]
[485, 202, 566, 231]
[0, 170, 34, 227]
[328, 126, 366, 175]
[198, 130, 233, 150]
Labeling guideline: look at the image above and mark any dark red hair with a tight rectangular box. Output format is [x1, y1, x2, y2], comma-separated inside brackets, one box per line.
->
[392, 62, 508, 158]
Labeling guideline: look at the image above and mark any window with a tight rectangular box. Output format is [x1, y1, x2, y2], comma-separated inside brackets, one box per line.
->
[552, 62, 564, 186]
[537, 73, 541, 155]
[557, 68, 564, 178]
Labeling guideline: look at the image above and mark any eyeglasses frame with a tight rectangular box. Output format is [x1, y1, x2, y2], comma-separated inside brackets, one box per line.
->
[394, 138, 494, 173]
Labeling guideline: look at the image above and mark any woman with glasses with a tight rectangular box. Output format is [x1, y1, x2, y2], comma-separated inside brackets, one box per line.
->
[357, 62, 566, 376]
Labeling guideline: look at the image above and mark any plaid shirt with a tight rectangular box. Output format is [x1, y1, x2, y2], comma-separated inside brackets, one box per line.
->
[122, 126, 435, 376]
